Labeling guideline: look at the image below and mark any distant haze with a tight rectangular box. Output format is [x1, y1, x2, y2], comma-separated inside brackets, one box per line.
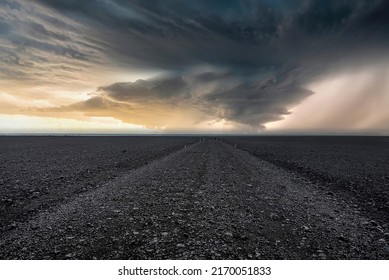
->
[1, 0, 389, 134]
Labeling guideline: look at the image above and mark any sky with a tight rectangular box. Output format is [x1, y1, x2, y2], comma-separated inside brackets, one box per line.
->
[0, 0, 389, 134]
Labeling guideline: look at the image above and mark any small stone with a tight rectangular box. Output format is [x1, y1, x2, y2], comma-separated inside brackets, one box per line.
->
[149, 238, 158, 245]
[31, 191, 40, 198]
[176, 243, 185, 248]
[302, 225, 310, 231]
[65, 253, 74, 259]
[378, 238, 386, 244]
[318, 252, 327, 259]
[240, 235, 248, 240]
[370, 220, 378, 226]
[270, 213, 280, 221]
[161, 232, 168, 237]
[225, 232, 233, 237]
[30, 224, 39, 230]
[338, 235, 349, 243]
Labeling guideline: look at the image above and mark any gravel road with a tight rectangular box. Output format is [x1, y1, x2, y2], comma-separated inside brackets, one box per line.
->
[1, 139, 388, 259]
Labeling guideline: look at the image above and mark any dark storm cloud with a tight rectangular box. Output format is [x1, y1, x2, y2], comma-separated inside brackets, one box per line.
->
[4, 0, 389, 129]
[71, 70, 313, 129]
[199, 76, 313, 127]
[100, 75, 189, 101]
[0, 1, 105, 80]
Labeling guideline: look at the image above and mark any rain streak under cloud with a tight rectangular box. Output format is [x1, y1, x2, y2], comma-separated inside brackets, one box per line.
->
[1, 0, 389, 134]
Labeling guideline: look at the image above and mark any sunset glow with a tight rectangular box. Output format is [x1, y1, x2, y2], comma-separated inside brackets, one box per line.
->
[1, 0, 389, 134]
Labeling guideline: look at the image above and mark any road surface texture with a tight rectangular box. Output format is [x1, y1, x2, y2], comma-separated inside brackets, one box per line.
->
[1, 138, 388, 259]
[0, 136, 197, 230]
[223, 136, 389, 225]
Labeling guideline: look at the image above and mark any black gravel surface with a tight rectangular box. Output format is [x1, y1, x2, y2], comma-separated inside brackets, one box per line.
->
[0, 136, 197, 231]
[222, 136, 389, 225]
[1, 137, 388, 259]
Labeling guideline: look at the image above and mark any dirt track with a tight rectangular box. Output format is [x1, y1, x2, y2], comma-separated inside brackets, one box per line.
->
[1, 139, 388, 259]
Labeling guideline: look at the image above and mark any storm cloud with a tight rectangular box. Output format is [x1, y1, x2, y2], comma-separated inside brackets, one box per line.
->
[2, 0, 389, 131]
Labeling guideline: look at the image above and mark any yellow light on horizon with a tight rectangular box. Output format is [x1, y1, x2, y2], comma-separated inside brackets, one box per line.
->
[0, 114, 155, 134]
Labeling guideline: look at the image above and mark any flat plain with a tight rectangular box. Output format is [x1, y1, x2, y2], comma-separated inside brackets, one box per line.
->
[0, 136, 388, 259]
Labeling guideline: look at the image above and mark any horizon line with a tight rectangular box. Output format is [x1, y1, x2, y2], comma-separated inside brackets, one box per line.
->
[1, 132, 389, 137]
